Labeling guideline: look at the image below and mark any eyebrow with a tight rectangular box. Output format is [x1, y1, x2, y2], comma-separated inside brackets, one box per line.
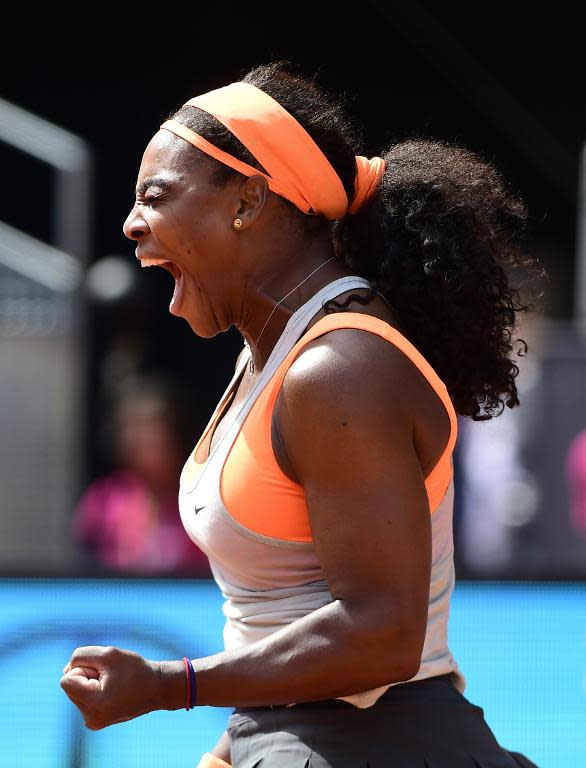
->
[135, 175, 179, 196]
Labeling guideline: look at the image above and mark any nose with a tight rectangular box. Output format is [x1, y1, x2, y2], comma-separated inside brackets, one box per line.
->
[122, 206, 149, 241]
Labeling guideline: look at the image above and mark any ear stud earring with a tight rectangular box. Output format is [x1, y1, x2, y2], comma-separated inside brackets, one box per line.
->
[233, 218, 243, 229]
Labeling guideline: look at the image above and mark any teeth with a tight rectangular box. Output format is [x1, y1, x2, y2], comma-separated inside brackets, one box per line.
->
[140, 258, 169, 268]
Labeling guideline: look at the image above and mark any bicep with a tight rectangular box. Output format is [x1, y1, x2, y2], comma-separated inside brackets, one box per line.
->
[275, 340, 431, 637]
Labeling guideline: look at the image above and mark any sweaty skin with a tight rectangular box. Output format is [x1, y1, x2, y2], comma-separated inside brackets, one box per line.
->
[61, 130, 451, 742]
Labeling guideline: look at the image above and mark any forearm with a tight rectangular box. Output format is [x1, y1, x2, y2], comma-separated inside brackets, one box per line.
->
[159, 600, 420, 709]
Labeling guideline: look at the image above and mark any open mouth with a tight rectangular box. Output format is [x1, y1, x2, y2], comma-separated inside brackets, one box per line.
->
[139, 257, 184, 310]
[140, 257, 181, 278]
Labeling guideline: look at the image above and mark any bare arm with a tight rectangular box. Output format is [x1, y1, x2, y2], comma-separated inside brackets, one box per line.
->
[62, 330, 435, 721]
[185, 330, 431, 705]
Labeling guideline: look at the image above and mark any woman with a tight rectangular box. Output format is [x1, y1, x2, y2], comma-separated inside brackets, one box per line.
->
[61, 62, 541, 767]
[71, 375, 211, 575]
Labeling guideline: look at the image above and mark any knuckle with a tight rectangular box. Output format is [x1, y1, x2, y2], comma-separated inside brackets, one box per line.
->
[71, 645, 94, 664]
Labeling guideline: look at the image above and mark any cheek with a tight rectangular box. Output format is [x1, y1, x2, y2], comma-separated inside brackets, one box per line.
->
[179, 232, 227, 282]
[186, 198, 232, 253]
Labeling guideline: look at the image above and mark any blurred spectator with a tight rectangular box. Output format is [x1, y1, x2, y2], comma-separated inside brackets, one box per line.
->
[72, 375, 210, 576]
[454, 309, 544, 575]
[565, 428, 586, 539]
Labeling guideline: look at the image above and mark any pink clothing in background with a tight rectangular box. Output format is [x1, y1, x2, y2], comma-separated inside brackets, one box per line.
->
[565, 429, 586, 539]
[73, 470, 210, 575]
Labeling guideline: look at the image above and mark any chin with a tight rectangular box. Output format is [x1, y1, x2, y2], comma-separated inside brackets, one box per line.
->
[179, 311, 223, 339]
[187, 321, 222, 339]
[171, 294, 225, 338]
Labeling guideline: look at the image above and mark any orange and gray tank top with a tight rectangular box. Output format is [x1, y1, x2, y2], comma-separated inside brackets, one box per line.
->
[179, 276, 465, 707]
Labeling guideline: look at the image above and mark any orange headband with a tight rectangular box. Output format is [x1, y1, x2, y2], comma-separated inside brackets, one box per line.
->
[160, 82, 384, 220]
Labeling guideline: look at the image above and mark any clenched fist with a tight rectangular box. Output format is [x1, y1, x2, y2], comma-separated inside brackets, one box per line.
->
[60, 645, 184, 730]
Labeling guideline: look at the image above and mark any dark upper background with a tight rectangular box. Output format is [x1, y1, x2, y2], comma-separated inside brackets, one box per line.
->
[1, 1, 583, 480]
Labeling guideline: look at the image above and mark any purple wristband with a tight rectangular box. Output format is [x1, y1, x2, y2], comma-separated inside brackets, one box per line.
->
[187, 657, 196, 709]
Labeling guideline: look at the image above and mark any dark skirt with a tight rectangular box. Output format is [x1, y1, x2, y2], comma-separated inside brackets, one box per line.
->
[227, 673, 538, 768]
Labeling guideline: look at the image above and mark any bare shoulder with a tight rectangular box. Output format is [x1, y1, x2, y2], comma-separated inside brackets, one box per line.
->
[273, 326, 433, 670]
[273, 325, 451, 482]
[279, 327, 431, 422]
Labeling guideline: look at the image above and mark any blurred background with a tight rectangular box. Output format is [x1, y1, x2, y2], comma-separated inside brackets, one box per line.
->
[0, 2, 584, 766]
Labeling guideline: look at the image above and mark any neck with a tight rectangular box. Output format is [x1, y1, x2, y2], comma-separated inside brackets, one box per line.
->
[236, 239, 351, 374]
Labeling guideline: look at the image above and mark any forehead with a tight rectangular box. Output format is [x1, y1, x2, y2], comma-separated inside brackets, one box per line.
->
[135, 129, 203, 188]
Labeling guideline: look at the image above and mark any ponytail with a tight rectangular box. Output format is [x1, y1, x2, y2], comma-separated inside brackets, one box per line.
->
[336, 139, 546, 420]
[172, 60, 546, 420]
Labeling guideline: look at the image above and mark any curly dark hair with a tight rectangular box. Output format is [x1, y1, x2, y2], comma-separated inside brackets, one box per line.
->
[169, 61, 546, 420]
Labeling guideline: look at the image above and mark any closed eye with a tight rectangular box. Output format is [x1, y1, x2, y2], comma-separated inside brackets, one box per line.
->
[134, 193, 165, 206]
[135, 176, 176, 197]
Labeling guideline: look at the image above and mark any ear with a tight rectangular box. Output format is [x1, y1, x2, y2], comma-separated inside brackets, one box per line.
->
[233, 175, 269, 229]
